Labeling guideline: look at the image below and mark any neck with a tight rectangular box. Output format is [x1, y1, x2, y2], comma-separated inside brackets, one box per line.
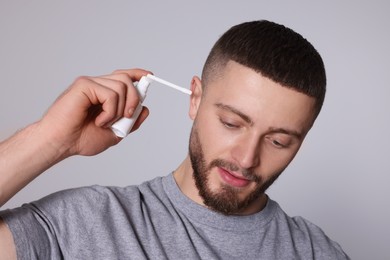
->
[173, 156, 204, 206]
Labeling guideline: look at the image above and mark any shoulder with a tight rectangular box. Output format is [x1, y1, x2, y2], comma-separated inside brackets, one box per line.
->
[33, 184, 137, 208]
[292, 216, 348, 258]
[31, 176, 166, 212]
[270, 201, 350, 259]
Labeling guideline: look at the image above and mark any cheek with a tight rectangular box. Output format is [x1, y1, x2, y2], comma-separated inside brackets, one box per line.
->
[260, 146, 300, 176]
[196, 117, 236, 161]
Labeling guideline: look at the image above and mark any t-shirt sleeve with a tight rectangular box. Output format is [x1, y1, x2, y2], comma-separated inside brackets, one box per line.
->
[0, 186, 108, 260]
[0, 203, 63, 260]
[292, 216, 351, 260]
[0, 185, 148, 260]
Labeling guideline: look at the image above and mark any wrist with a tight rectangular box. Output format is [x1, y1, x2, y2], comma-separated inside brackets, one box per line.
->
[33, 120, 74, 163]
[0, 122, 69, 206]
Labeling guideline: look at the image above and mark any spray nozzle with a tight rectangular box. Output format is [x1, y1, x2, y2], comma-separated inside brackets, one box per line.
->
[110, 74, 191, 137]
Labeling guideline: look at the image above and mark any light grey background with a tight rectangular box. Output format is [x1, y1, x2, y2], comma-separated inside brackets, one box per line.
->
[1, 1, 389, 259]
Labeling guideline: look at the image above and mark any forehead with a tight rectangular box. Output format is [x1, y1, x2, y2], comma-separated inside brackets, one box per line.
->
[203, 61, 316, 133]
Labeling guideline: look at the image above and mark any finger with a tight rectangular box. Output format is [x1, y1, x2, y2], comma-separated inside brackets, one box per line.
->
[112, 68, 153, 82]
[93, 88, 120, 127]
[89, 77, 129, 123]
[66, 77, 120, 127]
[88, 68, 153, 126]
[130, 106, 150, 132]
[111, 69, 153, 118]
[97, 73, 140, 118]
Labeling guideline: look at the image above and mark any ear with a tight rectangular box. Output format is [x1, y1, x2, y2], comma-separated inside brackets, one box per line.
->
[189, 76, 203, 120]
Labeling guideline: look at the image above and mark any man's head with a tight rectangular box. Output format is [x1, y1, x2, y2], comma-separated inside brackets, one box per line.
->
[186, 20, 325, 215]
[202, 20, 326, 118]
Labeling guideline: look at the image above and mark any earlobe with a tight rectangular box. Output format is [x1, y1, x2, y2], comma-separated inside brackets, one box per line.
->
[189, 76, 203, 120]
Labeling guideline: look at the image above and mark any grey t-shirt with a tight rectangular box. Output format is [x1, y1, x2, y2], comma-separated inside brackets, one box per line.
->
[0, 173, 349, 259]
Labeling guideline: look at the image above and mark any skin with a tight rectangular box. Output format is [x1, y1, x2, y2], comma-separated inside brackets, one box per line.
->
[0, 61, 317, 258]
[174, 61, 317, 215]
[0, 68, 151, 259]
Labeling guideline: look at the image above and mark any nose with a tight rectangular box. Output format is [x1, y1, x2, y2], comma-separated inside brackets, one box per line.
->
[231, 135, 260, 170]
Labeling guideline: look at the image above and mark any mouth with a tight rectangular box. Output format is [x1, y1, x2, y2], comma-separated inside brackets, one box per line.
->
[217, 167, 251, 188]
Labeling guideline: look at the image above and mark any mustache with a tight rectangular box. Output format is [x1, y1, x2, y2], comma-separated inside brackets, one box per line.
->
[209, 159, 261, 183]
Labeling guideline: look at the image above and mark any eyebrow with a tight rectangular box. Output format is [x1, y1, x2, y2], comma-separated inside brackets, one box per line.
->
[215, 102, 303, 139]
[215, 103, 253, 125]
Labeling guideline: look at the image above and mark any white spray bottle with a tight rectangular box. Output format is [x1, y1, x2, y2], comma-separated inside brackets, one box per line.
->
[110, 74, 191, 138]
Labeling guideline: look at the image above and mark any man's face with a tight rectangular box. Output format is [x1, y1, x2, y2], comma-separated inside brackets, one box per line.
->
[188, 61, 317, 215]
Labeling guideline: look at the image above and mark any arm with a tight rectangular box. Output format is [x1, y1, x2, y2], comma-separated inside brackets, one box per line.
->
[0, 68, 151, 207]
[0, 68, 152, 258]
[0, 218, 16, 260]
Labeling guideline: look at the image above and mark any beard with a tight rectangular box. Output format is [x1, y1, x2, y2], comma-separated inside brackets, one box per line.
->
[188, 126, 282, 215]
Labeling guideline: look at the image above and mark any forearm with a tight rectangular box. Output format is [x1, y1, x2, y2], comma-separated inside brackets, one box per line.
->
[0, 68, 151, 207]
[0, 122, 67, 207]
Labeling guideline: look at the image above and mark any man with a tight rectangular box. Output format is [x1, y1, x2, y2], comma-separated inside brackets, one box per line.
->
[0, 20, 349, 259]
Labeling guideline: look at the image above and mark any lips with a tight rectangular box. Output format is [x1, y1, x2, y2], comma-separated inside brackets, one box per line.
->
[217, 167, 251, 188]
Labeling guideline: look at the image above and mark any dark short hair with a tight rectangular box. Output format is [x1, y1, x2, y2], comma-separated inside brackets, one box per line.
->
[202, 20, 326, 118]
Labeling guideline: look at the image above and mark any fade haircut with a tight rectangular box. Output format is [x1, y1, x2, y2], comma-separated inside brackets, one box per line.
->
[201, 20, 326, 118]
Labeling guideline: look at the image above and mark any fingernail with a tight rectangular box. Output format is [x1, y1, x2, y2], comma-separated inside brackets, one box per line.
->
[97, 120, 108, 128]
[128, 108, 135, 117]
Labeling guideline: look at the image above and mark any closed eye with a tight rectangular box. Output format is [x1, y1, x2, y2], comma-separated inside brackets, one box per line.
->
[266, 136, 288, 148]
[272, 140, 285, 148]
[219, 118, 239, 129]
